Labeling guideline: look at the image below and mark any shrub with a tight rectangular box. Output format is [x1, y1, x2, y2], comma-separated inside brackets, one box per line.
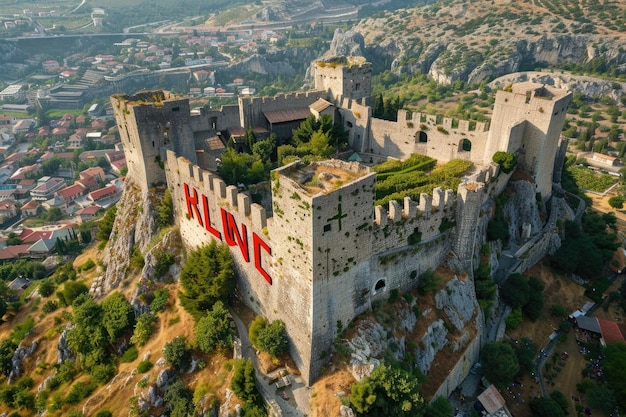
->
[41, 300, 58, 314]
[65, 380, 96, 404]
[79, 259, 95, 272]
[150, 288, 169, 313]
[120, 346, 138, 363]
[38, 280, 55, 297]
[163, 336, 191, 370]
[492, 151, 517, 173]
[137, 360, 153, 373]
[256, 320, 289, 356]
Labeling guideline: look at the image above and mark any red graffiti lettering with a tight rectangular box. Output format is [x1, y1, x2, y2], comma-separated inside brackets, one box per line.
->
[221, 208, 249, 262]
[202, 194, 222, 240]
[184, 183, 203, 227]
[253, 232, 272, 285]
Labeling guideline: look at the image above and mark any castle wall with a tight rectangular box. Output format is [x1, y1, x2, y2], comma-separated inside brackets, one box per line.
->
[339, 100, 371, 153]
[367, 111, 490, 163]
[431, 326, 482, 400]
[165, 152, 316, 383]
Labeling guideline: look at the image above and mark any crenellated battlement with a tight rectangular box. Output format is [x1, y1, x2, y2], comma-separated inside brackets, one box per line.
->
[239, 90, 327, 107]
[399, 110, 490, 134]
[374, 188, 455, 226]
[169, 151, 268, 226]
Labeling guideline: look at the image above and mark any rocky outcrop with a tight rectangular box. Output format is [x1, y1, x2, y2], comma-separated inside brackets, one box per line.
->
[502, 180, 544, 245]
[306, 29, 366, 84]
[8, 340, 38, 383]
[352, 0, 626, 86]
[131, 229, 183, 315]
[228, 54, 296, 77]
[393, 43, 445, 75]
[57, 327, 74, 364]
[325, 29, 365, 58]
[490, 71, 626, 102]
[99, 180, 160, 295]
[344, 274, 480, 382]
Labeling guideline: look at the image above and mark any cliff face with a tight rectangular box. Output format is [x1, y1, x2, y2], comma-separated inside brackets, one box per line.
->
[96, 180, 159, 296]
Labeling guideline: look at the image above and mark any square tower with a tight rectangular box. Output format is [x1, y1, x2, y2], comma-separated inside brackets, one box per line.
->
[271, 160, 375, 383]
[314, 56, 372, 104]
[111, 91, 197, 194]
[484, 83, 572, 199]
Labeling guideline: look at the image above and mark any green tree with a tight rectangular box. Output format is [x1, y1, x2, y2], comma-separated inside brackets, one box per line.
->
[514, 338, 538, 376]
[231, 358, 262, 406]
[60, 281, 89, 306]
[0, 339, 17, 376]
[131, 313, 157, 347]
[248, 316, 267, 347]
[348, 363, 424, 416]
[101, 292, 134, 343]
[549, 391, 569, 416]
[179, 242, 235, 319]
[96, 206, 117, 242]
[500, 274, 529, 308]
[523, 277, 544, 321]
[150, 288, 169, 313]
[164, 379, 193, 417]
[529, 396, 565, 417]
[480, 342, 519, 387]
[588, 384, 616, 416]
[158, 188, 173, 227]
[256, 319, 289, 356]
[424, 396, 453, 417]
[195, 301, 234, 352]
[38, 280, 55, 297]
[602, 342, 626, 410]
[163, 336, 191, 370]
[505, 308, 523, 329]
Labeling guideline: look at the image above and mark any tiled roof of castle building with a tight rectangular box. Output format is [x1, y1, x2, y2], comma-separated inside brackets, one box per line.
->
[264, 107, 311, 124]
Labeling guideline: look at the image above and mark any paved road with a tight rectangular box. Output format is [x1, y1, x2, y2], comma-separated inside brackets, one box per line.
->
[229, 307, 309, 416]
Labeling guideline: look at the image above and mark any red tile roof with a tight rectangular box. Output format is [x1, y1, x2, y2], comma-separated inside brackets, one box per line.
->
[56, 183, 86, 200]
[598, 318, 626, 344]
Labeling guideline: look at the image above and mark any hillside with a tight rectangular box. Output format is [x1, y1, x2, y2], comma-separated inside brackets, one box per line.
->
[353, 0, 626, 85]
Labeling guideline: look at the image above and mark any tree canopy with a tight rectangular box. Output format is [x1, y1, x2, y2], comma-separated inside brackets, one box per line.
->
[480, 342, 520, 387]
[178, 241, 235, 319]
[349, 363, 424, 416]
[195, 301, 234, 352]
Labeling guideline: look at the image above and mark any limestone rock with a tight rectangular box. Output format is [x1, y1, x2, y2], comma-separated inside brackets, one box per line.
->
[57, 327, 74, 364]
[340, 404, 356, 417]
[502, 180, 543, 245]
[346, 319, 386, 380]
[415, 320, 449, 374]
[228, 54, 296, 77]
[8, 340, 38, 383]
[435, 276, 476, 331]
[156, 368, 175, 390]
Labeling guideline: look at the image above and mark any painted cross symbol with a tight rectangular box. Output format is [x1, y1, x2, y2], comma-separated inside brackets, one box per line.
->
[327, 203, 347, 231]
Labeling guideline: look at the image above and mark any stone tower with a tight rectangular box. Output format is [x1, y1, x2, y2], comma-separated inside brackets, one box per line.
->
[111, 91, 197, 194]
[484, 82, 572, 200]
[314, 56, 372, 104]
[270, 160, 375, 383]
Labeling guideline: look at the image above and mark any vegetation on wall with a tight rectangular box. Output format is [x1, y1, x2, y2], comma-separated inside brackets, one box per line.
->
[492, 151, 517, 174]
[373, 155, 473, 206]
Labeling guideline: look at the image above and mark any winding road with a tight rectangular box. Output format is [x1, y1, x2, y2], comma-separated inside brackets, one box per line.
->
[228, 306, 310, 416]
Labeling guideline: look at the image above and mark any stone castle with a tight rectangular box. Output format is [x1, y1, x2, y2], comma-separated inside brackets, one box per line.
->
[111, 56, 572, 387]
